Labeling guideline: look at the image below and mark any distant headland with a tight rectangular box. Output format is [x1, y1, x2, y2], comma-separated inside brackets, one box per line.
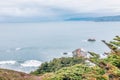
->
[65, 15, 120, 22]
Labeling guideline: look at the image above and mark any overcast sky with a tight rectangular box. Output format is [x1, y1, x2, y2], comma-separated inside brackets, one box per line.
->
[0, 0, 120, 21]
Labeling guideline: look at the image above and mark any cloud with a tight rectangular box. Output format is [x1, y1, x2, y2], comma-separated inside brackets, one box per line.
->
[0, 0, 120, 21]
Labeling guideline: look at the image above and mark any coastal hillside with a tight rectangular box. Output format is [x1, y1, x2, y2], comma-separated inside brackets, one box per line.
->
[1, 36, 120, 80]
[0, 69, 41, 80]
[32, 36, 120, 80]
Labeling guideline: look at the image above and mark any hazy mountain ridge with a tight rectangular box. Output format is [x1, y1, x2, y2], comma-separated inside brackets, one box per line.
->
[66, 15, 120, 22]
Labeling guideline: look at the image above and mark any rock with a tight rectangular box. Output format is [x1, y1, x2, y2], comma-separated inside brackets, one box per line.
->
[63, 52, 68, 55]
[72, 48, 87, 57]
[88, 38, 96, 42]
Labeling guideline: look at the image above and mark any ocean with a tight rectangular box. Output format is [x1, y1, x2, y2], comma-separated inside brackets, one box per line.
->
[0, 21, 120, 73]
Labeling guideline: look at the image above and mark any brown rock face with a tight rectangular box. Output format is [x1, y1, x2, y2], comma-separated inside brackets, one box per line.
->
[72, 48, 87, 57]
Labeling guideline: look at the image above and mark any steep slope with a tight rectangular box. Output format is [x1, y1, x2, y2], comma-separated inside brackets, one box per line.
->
[0, 69, 41, 80]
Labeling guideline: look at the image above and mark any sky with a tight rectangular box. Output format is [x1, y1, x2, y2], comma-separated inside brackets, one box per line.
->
[0, 0, 120, 22]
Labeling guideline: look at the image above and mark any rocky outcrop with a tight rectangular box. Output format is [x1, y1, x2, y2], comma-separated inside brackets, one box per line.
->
[72, 48, 87, 57]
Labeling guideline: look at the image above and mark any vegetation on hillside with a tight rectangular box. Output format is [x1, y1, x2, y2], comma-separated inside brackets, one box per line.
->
[33, 36, 120, 80]
[31, 57, 85, 75]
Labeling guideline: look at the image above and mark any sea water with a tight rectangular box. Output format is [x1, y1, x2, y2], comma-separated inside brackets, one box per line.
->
[0, 21, 120, 73]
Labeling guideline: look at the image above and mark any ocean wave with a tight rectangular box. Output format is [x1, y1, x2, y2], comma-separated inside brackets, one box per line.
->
[6, 47, 22, 52]
[21, 60, 42, 67]
[0, 60, 16, 65]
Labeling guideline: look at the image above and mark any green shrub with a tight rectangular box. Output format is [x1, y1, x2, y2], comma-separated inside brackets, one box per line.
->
[31, 57, 85, 75]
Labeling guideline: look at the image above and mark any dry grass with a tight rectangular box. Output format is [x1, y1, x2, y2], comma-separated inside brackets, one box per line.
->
[0, 69, 41, 80]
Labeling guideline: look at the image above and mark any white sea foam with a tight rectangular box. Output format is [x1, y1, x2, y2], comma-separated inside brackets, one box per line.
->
[15, 48, 21, 51]
[81, 40, 87, 42]
[0, 60, 16, 65]
[21, 60, 42, 67]
[6, 47, 22, 52]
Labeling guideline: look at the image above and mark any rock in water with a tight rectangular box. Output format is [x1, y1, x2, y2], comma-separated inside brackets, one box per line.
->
[72, 48, 87, 57]
[63, 52, 68, 55]
[88, 38, 96, 42]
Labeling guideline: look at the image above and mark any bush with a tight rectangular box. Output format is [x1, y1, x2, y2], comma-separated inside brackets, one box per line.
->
[31, 57, 85, 75]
